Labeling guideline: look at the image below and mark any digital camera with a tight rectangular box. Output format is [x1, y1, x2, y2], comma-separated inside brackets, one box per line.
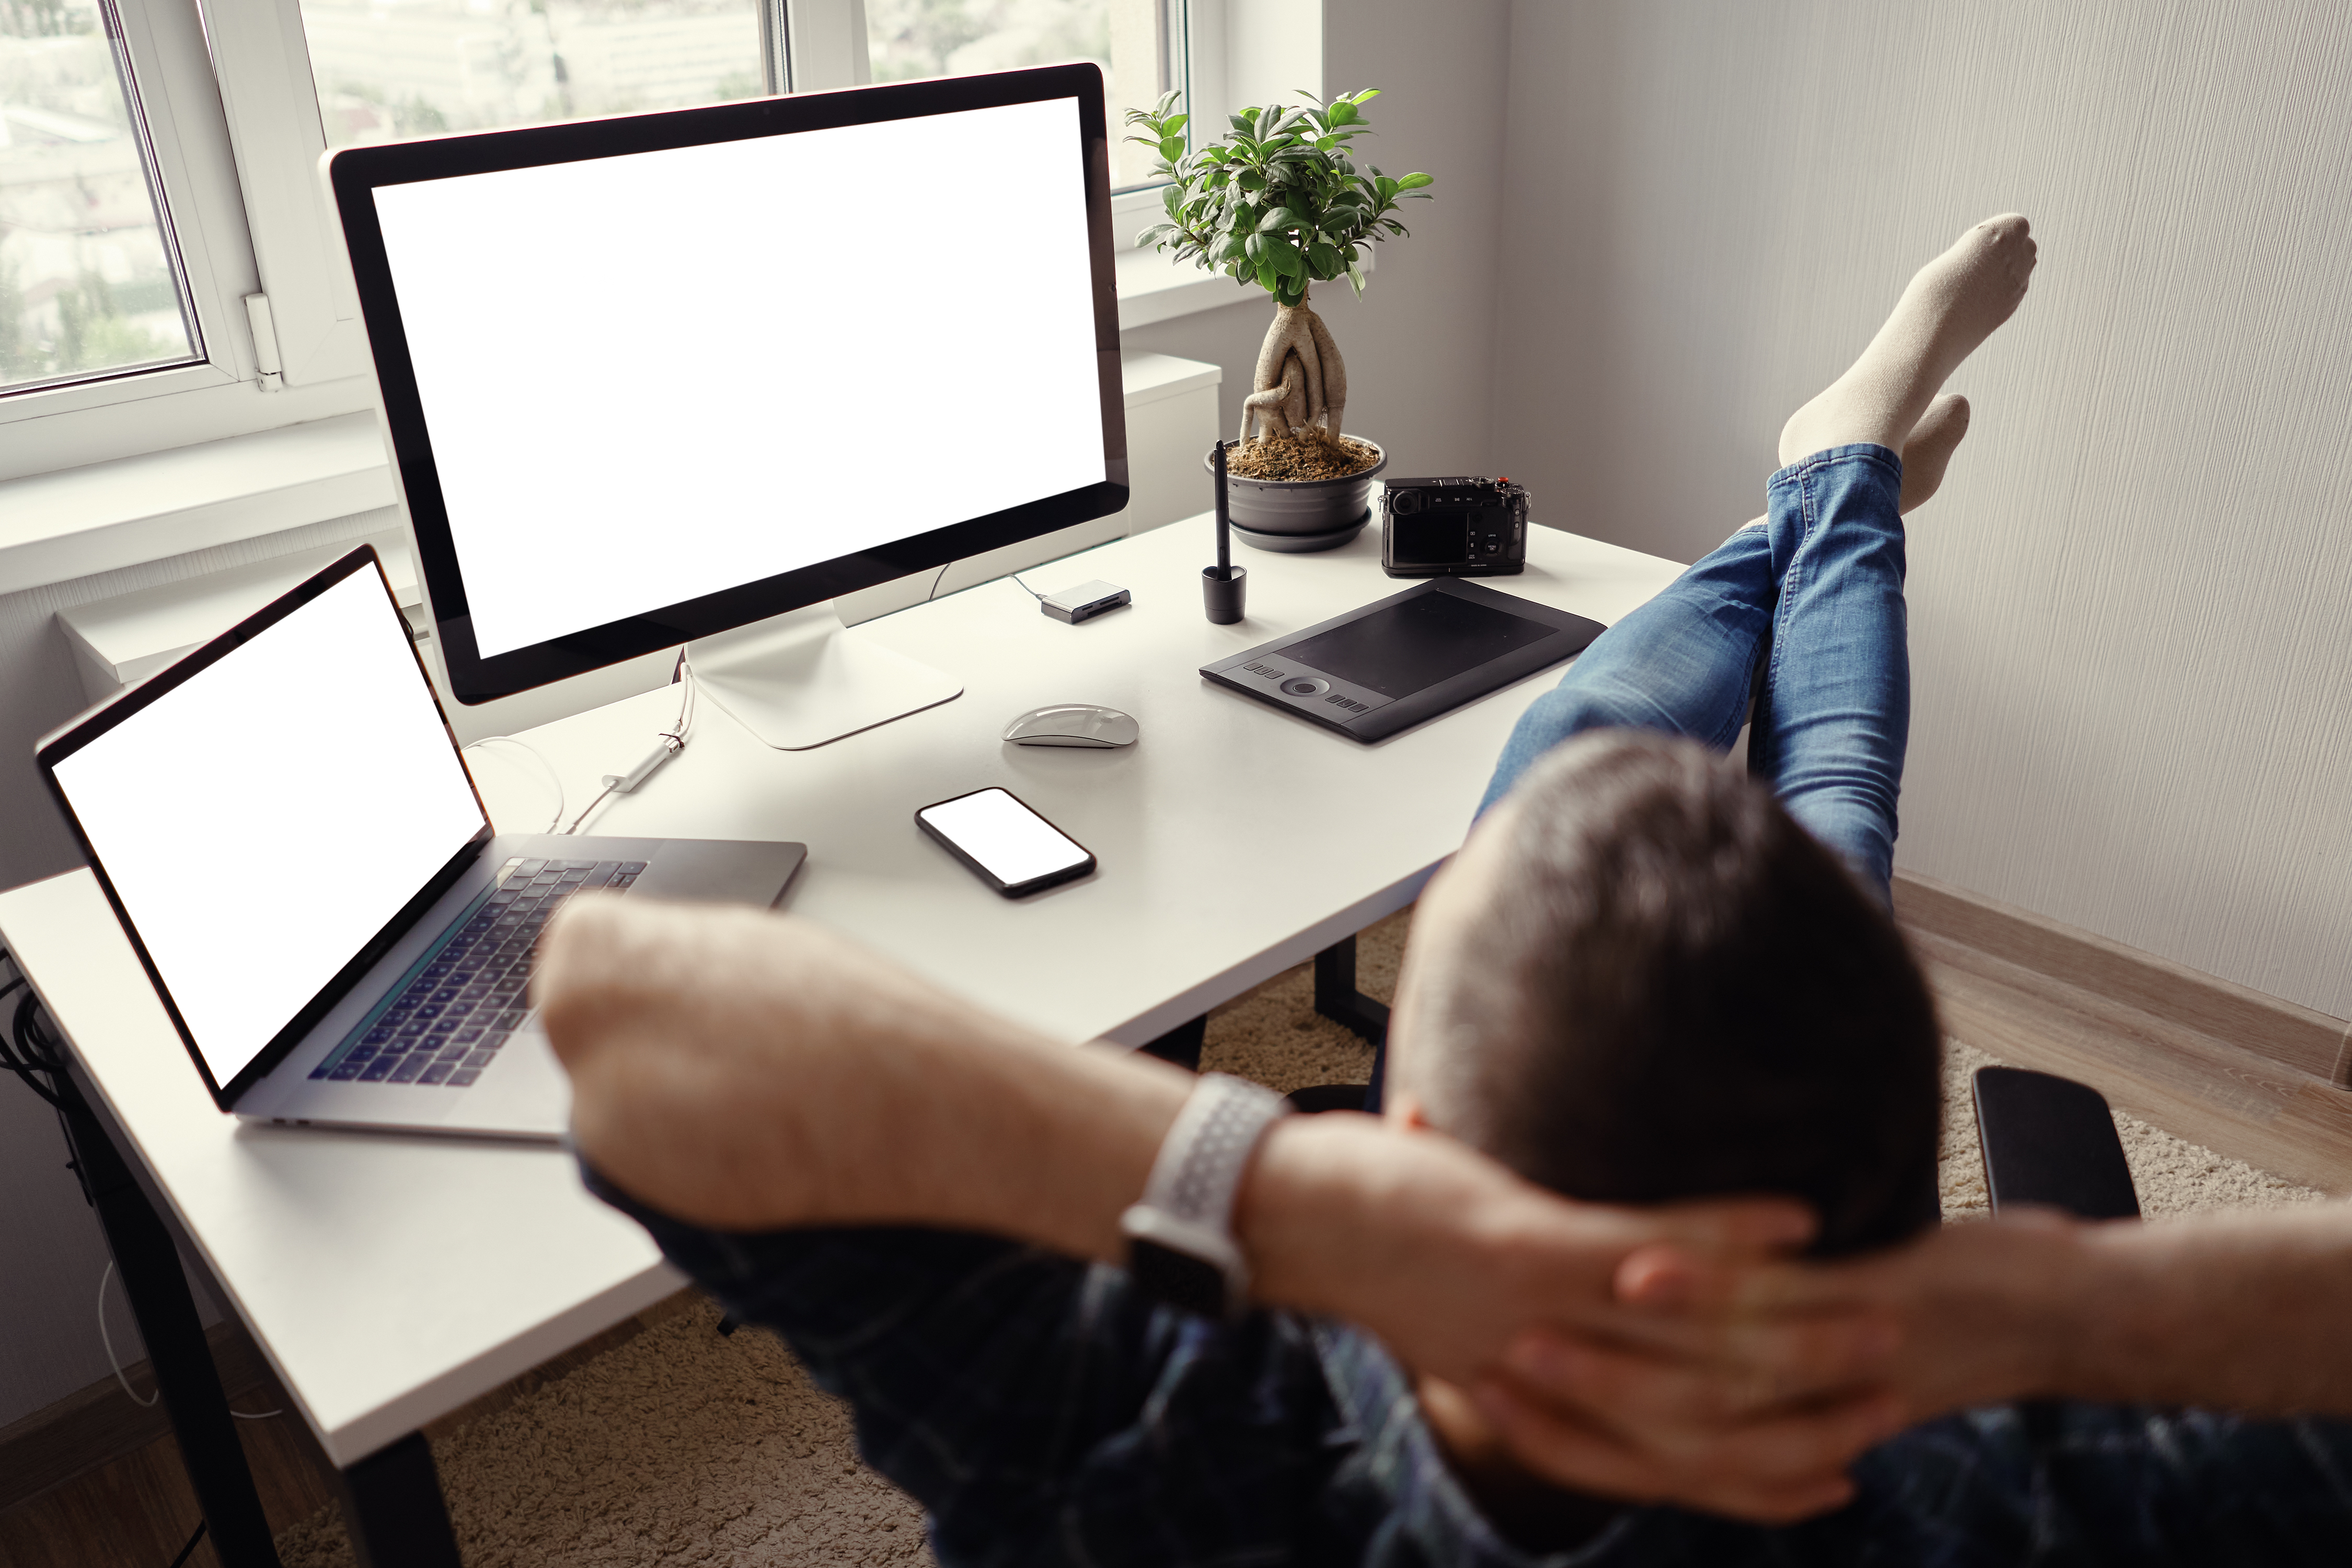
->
[1379, 477, 1529, 577]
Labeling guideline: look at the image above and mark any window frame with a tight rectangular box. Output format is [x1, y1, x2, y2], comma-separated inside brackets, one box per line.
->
[0, 0, 1253, 482]
[0, 0, 293, 454]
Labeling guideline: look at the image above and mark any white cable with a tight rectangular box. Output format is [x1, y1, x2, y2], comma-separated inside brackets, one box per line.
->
[566, 658, 697, 835]
[1008, 572, 1045, 601]
[99, 1261, 158, 1408]
[563, 781, 621, 837]
[99, 1262, 283, 1419]
[462, 735, 566, 833]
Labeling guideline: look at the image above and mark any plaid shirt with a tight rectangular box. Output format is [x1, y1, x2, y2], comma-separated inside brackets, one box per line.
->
[593, 1170, 2352, 1567]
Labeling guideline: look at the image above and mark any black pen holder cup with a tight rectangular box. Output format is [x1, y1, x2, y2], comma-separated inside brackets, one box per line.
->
[1202, 566, 1247, 625]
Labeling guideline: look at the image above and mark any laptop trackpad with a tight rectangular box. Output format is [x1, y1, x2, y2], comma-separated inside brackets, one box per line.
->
[638, 838, 805, 908]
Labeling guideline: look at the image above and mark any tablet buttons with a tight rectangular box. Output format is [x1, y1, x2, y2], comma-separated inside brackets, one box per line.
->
[1281, 677, 1331, 697]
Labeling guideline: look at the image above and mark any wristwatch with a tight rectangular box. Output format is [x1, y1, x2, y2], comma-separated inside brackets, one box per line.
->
[1120, 1073, 1292, 1319]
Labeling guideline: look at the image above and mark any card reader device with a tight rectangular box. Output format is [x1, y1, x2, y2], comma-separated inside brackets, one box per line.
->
[1040, 580, 1133, 624]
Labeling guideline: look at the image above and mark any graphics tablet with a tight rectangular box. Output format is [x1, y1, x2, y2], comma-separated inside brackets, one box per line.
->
[1201, 580, 1606, 743]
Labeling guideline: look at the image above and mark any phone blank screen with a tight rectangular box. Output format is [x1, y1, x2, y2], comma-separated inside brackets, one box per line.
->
[920, 789, 1089, 887]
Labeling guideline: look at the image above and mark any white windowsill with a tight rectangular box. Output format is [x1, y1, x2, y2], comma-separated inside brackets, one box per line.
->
[1114, 239, 1371, 331]
[0, 412, 396, 598]
[0, 332, 1229, 599]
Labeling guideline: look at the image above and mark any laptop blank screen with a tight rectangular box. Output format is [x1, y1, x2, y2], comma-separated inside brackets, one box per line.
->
[48, 566, 487, 1088]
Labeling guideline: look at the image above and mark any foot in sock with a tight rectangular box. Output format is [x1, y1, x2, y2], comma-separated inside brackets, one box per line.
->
[1734, 393, 1969, 533]
[1895, 393, 1968, 513]
[1777, 215, 2034, 467]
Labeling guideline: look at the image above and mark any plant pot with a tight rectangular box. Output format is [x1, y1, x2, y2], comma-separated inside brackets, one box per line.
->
[1205, 440, 1388, 554]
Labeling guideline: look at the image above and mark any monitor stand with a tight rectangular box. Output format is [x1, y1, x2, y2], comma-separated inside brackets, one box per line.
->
[689, 603, 961, 751]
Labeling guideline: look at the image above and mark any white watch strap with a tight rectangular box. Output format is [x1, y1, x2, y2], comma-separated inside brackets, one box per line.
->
[1121, 1073, 1290, 1293]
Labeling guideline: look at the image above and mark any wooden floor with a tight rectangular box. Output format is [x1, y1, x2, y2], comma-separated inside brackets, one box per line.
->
[0, 1367, 339, 1568]
[0, 1295, 692, 1568]
[1895, 871, 2352, 1196]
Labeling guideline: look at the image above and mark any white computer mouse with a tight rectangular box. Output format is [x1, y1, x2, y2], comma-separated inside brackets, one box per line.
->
[1002, 704, 1139, 748]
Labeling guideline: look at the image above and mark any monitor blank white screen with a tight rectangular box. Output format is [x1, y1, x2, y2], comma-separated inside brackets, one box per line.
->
[371, 96, 1108, 660]
[48, 567, 488, 1088]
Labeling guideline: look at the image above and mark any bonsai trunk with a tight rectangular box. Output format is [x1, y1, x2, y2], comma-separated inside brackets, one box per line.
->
[1239, 289, 1349, 446]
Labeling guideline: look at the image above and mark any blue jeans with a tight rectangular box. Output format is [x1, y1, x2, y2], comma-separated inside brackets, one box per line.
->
[1368, 446, 1912, 1115]
[1482, 443, 1910, 905]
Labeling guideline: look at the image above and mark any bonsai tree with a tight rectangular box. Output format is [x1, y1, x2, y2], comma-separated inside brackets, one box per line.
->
[1125, 89, 1432, 475]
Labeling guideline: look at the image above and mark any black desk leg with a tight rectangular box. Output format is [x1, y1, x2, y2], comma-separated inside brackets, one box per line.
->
[54, 1085, 283, 1568]
[337, 1433, 463, 1568]
[1313, 936, 1389, 1048]
[1140, 1014, 1206, 1073]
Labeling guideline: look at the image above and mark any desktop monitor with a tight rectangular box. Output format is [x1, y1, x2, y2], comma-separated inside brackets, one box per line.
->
[326, 64, 1126, 749]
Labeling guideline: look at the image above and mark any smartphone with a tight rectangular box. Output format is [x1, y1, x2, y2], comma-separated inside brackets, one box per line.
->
[916, 787, 1097, 897]
[1972, 1066, 2141, 1221]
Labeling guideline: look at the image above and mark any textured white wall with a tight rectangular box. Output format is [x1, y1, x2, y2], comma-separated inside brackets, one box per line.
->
[1494, 0, 2352, 1018]
[1123, 0, 1511, 478]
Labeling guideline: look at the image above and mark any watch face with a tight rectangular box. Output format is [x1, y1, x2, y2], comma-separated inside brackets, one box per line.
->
[1128, 1236, 1231, 1319]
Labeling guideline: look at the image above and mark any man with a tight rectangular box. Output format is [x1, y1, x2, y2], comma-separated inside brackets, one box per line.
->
[543, 215, 2352, 1560]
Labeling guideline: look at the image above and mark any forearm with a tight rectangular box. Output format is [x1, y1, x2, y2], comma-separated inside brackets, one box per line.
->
[2044, 1206, 2352, 1413]
[540, 896, 1193, 1261]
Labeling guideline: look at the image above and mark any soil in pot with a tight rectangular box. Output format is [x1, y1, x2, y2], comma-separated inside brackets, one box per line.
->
[1228, 431, 1381, 482]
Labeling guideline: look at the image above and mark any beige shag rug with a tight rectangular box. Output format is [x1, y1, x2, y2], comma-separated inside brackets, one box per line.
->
[274, 908, 2327, 1566]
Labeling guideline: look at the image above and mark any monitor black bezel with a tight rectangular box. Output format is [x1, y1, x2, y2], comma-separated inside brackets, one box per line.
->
[34, 547, 495, 1111]
[328, 64, 1130, 705]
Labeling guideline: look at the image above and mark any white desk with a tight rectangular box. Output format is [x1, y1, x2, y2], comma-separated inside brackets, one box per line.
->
[0, 517, 1683, 1541]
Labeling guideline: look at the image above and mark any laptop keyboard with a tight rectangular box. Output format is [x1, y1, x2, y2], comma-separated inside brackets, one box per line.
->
[308, 857, 643, 1088]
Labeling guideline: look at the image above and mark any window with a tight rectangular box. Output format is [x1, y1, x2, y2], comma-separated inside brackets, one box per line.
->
[2, 0, 202, 390]
[2, 0, 1255, 478]
[295, 0, 769, 150]
[864, 0, 1180, 189]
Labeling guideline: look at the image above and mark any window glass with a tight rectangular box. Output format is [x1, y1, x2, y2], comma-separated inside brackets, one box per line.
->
[864, 0, 1174, 188]
[0, 0, 199, 392]
[295, 0, 766, 150]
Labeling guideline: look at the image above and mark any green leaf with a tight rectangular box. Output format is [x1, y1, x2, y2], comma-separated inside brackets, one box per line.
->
[1258, 206, 1297, 232]
[1328, 100, 1359, 126]
[1396, 172, 1433, 190]
[1347, 258, 1368, 297]
[1272, 241, 1305, 278]
[1308, 241, 1341, 273]
[1255, 257, 1281, 293]
[1244, 231, 1262, 261]
[1159, 135, 1186, 161]
[1165, 113, 1189, 135]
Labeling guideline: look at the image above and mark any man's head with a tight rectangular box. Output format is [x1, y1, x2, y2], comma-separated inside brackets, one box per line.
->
[1390, 731, 1940, 1255]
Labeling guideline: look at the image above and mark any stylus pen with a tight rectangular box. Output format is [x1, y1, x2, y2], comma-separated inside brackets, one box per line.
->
[1213, 440, 1231, 575]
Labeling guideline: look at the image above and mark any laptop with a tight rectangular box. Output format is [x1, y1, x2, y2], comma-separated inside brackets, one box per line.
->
[35, 545, 806, 1142]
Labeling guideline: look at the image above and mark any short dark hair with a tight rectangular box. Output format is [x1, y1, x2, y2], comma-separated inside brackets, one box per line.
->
[1412, 731, 1941, 1255]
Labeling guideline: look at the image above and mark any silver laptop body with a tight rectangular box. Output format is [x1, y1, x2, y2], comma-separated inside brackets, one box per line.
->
[37, 546, 803, 1143]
